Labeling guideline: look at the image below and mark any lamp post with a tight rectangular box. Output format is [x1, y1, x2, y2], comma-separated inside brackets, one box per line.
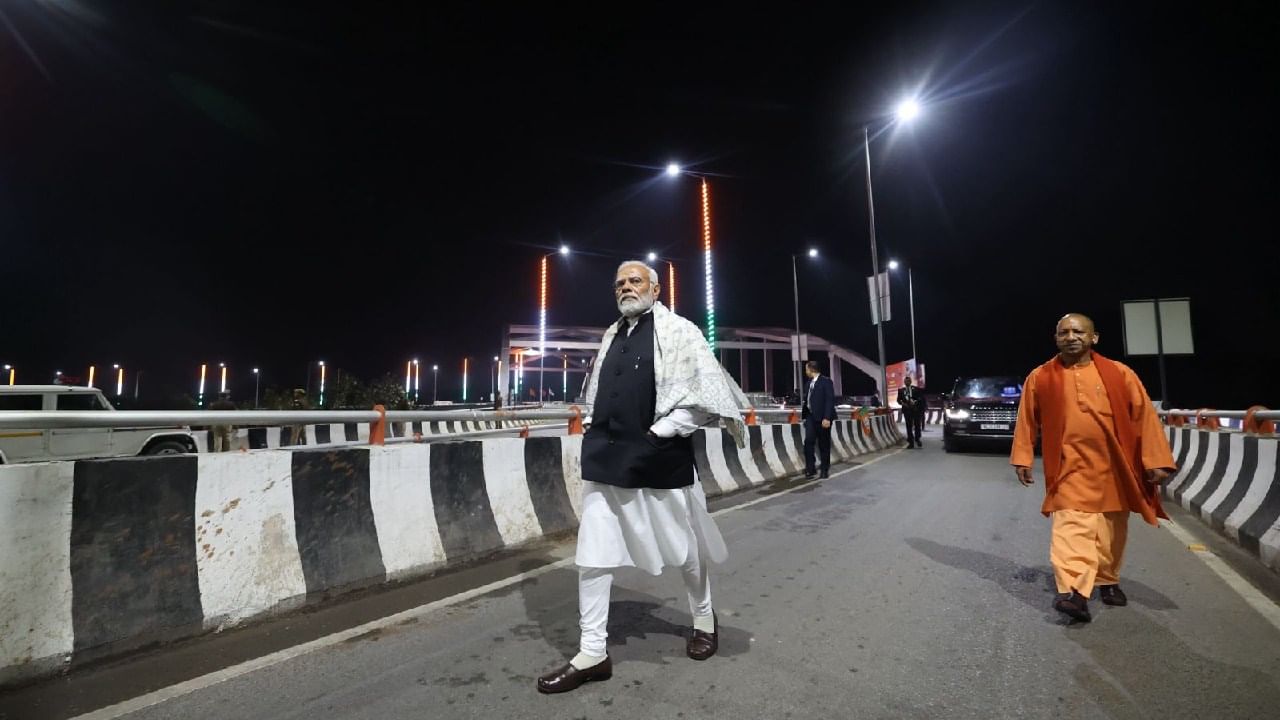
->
[538, 245, 570, 402]
[646, 252, 677, 312]
[3, 364, 12, 386]
[790, 247, 819, 392]
[862, 97, 922, 404]
[113, 364, 123, 397]
[664, 164, 717, 349]
[413, 359, 421, 405]
[432, 364, 438, 405]
[888, 259, 917, 363]
[219, 363, 228, 394]
[252, 368, 260, 409]
[491, 355, 499, 402]
[462, 357, 469, 402]
[318, 361, 326, 406]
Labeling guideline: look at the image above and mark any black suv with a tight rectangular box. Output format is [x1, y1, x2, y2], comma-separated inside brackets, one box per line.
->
[942, 376, 1023, 453]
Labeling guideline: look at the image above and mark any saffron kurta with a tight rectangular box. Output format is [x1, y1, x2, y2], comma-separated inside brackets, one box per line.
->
[1011, 356, 1176, 524]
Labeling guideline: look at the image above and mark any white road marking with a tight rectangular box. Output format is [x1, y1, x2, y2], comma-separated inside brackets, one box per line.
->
[1163, 519, 1280, 632]
[68, 449, 902, 720]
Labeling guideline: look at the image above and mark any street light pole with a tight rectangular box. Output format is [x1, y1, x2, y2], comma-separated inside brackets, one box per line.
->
[864, 125, 888, 405]
[432, 365, 438, 405]
[790, 254, 802, 393]
[908, 267, 917, 362]
[252, 368, 260, 409]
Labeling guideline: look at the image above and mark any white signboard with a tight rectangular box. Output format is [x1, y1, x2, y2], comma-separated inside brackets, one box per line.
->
[790, 333, 810, 362]
[1122, 298, 1194, 356]
[867, 272, 891, 324]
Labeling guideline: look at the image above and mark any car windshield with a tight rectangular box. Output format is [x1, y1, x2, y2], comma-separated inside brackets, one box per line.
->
[954, 378, 1022, 399]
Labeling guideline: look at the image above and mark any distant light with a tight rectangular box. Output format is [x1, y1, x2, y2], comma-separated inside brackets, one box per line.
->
[559, 244, 570, 255]
[493, 355, 499, 361]
[665, 163, 681, 177]
[319, 360, 325, 366]
[896, 98, 921, 122]
[432, 365, 438, 371]
[253, 368, 259, 374]
[888, 259, 900, 270]
[112, 364, 120, 369]
[808, 248, 819, 258]
[647, 252, 657, 262]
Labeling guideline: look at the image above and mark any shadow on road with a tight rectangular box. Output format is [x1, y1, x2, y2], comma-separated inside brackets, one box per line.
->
[502, 564, 751, 671]
[904, 538, 1280, 717]
[903, 538, 1179, 614]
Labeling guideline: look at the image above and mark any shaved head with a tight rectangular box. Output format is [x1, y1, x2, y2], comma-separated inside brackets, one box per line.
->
[1057, 313, 1095, 333]
[1054, 313, 1099, 364]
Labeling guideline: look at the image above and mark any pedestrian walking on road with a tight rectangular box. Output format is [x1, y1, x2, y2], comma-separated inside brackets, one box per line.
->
[802, 360, 836, 479]
[537, 260, 748, 694]
[208, 391, 237, 452]
[1011, 313, 1176, 623]
[897, 375, 925, 448]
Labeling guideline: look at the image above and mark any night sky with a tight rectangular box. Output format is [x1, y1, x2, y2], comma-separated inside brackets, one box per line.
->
[2, 1, 1276, 408]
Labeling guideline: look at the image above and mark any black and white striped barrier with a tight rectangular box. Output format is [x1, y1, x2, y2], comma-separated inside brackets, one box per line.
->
[1163, 427, 1280, 573]
[190, 418, 543, 452]
[890, 408, 944, 425]
[0, 417, 901, 686]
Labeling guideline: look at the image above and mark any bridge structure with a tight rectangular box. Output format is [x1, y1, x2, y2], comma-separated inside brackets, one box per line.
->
[500, 323, 883, 401]
[1, 404, 1279, 719]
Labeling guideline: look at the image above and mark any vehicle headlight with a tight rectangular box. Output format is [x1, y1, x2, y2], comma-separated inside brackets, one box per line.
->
[945, 408, 970, 420]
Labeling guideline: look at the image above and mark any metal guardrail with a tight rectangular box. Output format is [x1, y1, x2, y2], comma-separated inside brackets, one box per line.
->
[0, 407, 586, 430]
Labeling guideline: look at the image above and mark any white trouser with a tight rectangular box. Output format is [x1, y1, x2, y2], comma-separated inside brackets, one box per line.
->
[578, 553, 713, 657]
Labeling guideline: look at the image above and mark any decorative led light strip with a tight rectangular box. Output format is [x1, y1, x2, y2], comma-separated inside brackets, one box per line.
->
[87, 365, 94, 389]
[668, 262, 676, 313]
[197, 364, 206, 406]
[116, 367, 124, 397]
[405, 361, 412, 397]
[562, 354, 567, 399]
[539, 255, 549, 361]
[701, 179, 716, 350]
[462, 357, 469, 402]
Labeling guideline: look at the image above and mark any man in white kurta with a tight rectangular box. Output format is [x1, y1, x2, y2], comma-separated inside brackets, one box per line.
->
[537, 260, 747, 694]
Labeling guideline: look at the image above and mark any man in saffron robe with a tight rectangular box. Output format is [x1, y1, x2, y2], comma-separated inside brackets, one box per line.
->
[1011, 313, 1176, 622]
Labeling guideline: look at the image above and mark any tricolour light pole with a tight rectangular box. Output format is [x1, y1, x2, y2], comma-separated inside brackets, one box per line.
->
[4, 364, 13, 386]
[862, 97, 922, 404]
[665, 163, 716, 349]
[537, 245, 570, 401]
[252, 368, 261, 409]
[647, 252, 677, 312]
[432, 364, 439, 405]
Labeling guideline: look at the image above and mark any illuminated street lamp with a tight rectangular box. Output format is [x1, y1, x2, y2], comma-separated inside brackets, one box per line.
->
[3, 364, 12, 386]
[113, 364, 123, 397]
[862, 96, 924, 403]
[888, 259, 918, 363]
[219, 363, 228, 394]
[462, 357, 469, 402]
[88, 365, 96, 389]
[491, 355, 499, 401]
[252, 368, 261, 409]
[538, 246, 570, 401]
[413, 359, 421, 405]
[318, 361, 326, 406]
[432, 364, 439, 405]
[646, 251, 678, 312]
[790, 248, 820, 392]
[664, 164, 717, 349]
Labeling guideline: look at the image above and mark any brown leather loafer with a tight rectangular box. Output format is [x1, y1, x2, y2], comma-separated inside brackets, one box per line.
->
[687, 613, 718, 660]
[536, 655, 612, 694]
[1098, 585, 1128, 606]
[1053, 591, 1091, 622]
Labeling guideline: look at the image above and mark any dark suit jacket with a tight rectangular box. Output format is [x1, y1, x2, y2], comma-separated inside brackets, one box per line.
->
[803, 375, 837, 424]
[897, 385, 923, 413]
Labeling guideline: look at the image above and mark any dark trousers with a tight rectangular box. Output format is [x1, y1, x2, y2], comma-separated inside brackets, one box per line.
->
[803, 419, 832, 474]
[905, 410, 924, 445]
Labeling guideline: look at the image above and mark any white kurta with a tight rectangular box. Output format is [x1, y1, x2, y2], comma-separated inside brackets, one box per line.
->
[575, 310, 731, 575]
[575, 479, 728, 575]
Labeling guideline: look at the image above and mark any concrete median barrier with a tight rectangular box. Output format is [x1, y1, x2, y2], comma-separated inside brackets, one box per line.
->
[0, 417, 902, 687]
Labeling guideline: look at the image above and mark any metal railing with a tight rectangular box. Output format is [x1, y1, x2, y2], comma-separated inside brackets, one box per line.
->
[0, 407, 585, 430]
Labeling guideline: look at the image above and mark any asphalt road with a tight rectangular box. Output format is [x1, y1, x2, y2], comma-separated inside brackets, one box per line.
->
[6, 427, 1280, 720]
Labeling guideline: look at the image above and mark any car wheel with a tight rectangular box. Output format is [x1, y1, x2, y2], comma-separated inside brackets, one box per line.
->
[944, 437, 961, 453]
[143, 439, 190, 456]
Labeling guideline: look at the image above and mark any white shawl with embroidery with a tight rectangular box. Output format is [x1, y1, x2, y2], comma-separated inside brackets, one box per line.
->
[583, 301, 749, 448]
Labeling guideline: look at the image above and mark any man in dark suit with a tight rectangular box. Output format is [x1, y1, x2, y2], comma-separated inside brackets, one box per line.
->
[802, 360, 837, 479]
[897, 375, 925, 448]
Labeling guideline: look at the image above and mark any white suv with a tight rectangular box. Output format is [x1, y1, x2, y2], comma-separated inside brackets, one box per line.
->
[0, 385, 197, 464]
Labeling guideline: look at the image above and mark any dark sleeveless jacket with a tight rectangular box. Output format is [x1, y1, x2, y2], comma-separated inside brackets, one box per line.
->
[581, 311, 695, 489]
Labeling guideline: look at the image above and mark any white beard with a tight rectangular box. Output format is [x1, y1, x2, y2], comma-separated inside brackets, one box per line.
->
[617, 293, 655, 318]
